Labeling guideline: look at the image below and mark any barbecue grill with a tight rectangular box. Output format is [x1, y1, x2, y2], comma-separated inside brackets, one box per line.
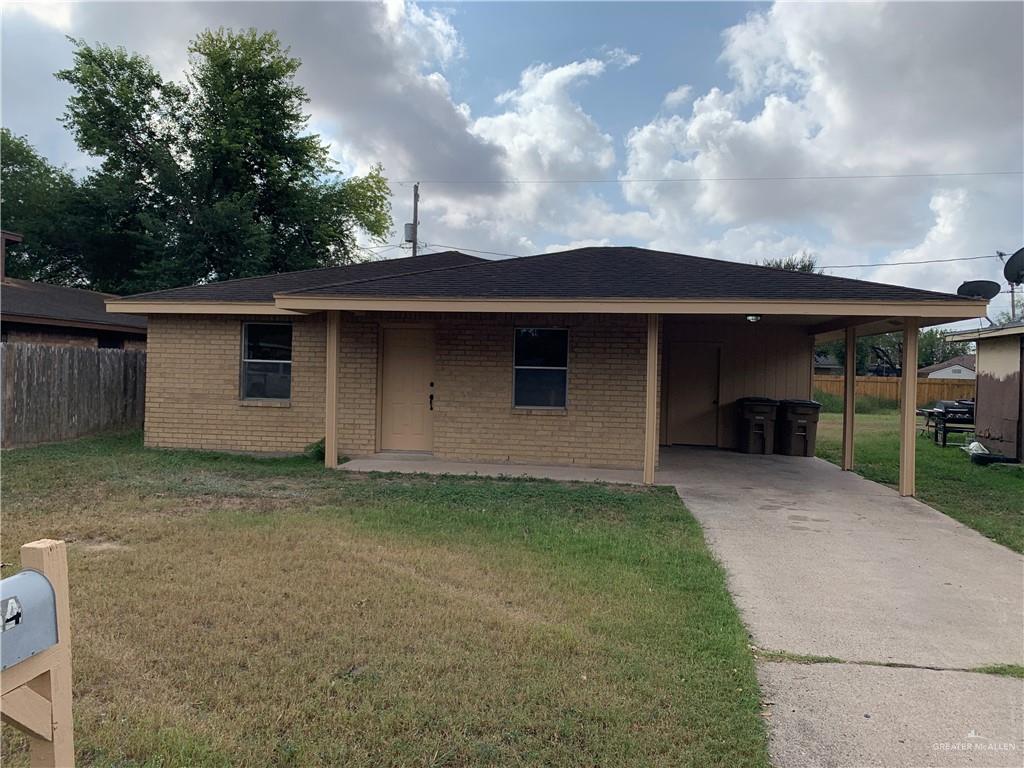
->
[931, 400, 974, 446]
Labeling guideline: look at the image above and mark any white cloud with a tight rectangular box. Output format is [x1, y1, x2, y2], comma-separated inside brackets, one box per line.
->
[603, 46, 640, 70]
[2, 0, 1021, 293]
[662, 85, 692, 110]
[1, 0, 72, 31]
[615, 1, 1023, 292]
[865, 189, 1004, 295]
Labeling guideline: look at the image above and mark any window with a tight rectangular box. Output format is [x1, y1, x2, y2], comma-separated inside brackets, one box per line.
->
[513, 328, 568, 408]
[242, 322, 292, 400]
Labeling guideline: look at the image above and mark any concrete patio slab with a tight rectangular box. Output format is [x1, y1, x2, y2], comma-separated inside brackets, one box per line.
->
[662, 448, 1023, 669]
[341, 453, 644, 485]
[758, 661, 1023, 768]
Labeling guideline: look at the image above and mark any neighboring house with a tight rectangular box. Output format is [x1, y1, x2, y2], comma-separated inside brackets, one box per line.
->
[1, 231, 147, 349]
[917, 354, 976, 380]
[108, 246, 986, 494]
[814, 351, 843, 375]
[946, 323, 1023, 461]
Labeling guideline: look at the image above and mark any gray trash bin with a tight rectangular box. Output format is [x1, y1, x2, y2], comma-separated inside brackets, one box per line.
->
[736, 397, 779, 454]
[775, 399, 822, 457]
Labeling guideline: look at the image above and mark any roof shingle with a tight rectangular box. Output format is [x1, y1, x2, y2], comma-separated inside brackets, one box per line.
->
[2, 278, 147, 331]
[122, 251, 482, 302]
[281, 246, 972, 303]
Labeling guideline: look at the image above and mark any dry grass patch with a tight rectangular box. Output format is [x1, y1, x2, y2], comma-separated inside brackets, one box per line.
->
[2, 433, 768, 767]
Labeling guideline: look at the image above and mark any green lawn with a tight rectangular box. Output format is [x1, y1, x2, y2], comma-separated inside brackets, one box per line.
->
[816, 412, 1024, 553]
[1, 433, 768, 768]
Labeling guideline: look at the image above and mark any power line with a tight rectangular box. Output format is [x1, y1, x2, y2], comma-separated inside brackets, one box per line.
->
[822, 254, 1003, 270]
[422, 242, 519, 258]
[425, 243, 1008, 272]
[396, 170, 1023, 186]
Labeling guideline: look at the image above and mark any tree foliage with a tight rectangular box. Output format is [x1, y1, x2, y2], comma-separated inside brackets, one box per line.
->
[818, 327, 972, 377]
[2, 29, 391, 294]
[760, 251, 823, 274]
[0, 129, 89, 283]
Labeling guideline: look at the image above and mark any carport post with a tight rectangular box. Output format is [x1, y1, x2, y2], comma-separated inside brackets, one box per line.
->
[898, 318, 919, 496]
[841, 325, 856, 470]
[325, 310, 340, 468]
[643, 314, 660, 484]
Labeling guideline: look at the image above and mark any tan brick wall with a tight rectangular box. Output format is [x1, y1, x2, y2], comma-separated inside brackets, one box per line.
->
[144, 311, 652, 468]
[432, 313, 647, 469]
[335, 317, 378, 457]
[145, 314, 325, 453]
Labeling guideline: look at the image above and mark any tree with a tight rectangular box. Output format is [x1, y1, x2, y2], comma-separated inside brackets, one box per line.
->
[993, 294, 1023, 325]
[0, 129, 87, 284]
[917, 328, 970, 368]
[760, 251, 823, 274]
[48, 29, 391, 293]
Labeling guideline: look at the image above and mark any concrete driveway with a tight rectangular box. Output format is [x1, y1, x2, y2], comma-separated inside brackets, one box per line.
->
[661, 448, 1023, 767]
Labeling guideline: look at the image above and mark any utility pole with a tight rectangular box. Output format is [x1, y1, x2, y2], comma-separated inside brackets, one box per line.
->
[411, 182, 419, 258]
[998, 251, 1017, 322]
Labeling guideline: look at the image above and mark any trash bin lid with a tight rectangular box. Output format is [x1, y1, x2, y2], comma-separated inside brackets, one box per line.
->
[779, 399, 821, 408]
[737, 396, 780, 405]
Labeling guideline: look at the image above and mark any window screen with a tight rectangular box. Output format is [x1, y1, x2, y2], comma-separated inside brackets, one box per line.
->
[513, 328, 568, 407]
[242, 323, 292, 399]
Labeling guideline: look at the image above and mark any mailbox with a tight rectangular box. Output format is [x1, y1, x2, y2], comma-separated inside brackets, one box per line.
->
[1, 569, 59, 671]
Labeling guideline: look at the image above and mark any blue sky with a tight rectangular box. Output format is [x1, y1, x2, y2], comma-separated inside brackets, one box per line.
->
[2, 1, 1022, 324]
[451, 2, 755, 133]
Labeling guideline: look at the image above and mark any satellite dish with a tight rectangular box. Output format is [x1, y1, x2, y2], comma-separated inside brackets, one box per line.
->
[1003, 247, 1024, 285]
[957, 280, 1001, 300]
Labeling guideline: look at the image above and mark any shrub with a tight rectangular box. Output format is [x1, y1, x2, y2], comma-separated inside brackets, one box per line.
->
[304, 438, 325, 461]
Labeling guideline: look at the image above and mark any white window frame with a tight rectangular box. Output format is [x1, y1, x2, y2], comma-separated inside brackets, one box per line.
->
[241, 321, 293, 400]
[512, 327, 569, 409]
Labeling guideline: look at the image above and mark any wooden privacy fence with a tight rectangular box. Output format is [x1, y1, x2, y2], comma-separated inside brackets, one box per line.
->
[2, 343, 146, 448]
[813, 374, 975, 406]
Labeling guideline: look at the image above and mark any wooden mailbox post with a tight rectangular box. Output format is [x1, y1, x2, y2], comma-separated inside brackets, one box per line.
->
[1, 539, 75, 767]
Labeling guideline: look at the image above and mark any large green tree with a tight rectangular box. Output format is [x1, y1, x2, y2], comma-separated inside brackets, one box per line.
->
[0, 129, 87, 284]
[21, 28, 392, 293]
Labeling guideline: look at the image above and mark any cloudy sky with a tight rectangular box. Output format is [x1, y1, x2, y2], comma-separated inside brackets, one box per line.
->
[3, 1, 1022, 322]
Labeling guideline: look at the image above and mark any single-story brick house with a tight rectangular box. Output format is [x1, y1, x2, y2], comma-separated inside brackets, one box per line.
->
[108, 247, 986, 494]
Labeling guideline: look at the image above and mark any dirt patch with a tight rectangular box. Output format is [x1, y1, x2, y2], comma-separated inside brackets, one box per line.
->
[75, 537, 131, 553]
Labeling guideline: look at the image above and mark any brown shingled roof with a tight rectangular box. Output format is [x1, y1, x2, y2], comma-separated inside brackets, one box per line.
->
[917, 354, 976, 375]
[123, 251, 482, 302]
[281, 246, 973, 303]
[2, 277, 147, 332]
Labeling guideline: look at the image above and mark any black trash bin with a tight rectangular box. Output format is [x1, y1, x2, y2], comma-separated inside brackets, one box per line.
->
[775, 399, 822, 457]
[736, 397, 779, 454]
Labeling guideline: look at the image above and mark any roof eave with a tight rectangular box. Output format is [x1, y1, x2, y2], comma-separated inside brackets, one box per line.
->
[105, 299, 305, 316]
[946, 324, 1024, 342]
[272, 293, 988, 318]
[2, 312, 147, 335]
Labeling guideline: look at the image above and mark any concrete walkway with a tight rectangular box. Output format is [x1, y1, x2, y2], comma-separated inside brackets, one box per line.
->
[662, 448, 1024, 767]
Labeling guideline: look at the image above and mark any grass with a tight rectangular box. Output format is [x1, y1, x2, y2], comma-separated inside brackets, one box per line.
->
[753, 649, 1024, 679]
[816, 412, 1024, 553]
[971, 664, 1024, 679]
[812, 389, 899, 414]
[1, 433, 768, 768]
